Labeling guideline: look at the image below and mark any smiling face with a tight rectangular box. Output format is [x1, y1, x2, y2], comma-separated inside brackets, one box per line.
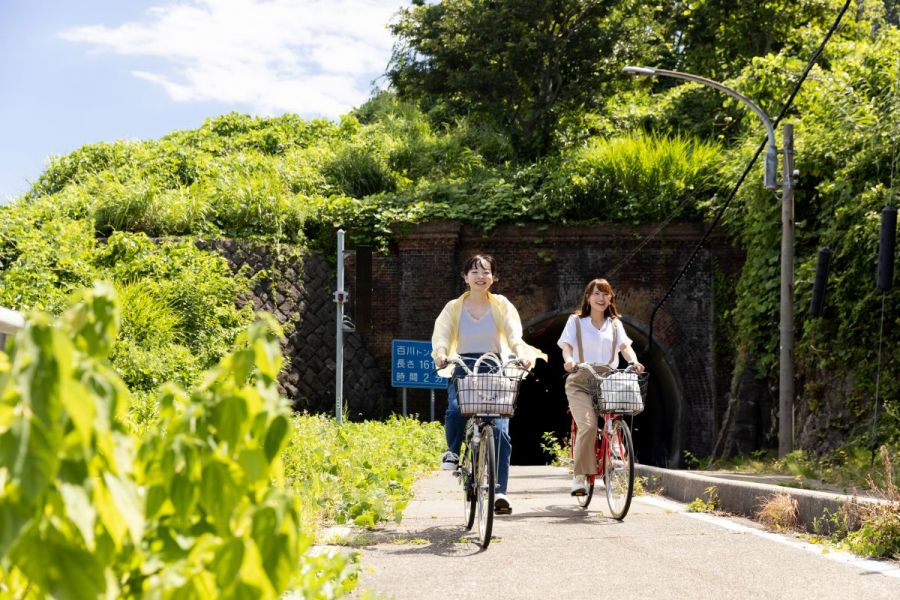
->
[578, 278, 619, 319]
[588, 287, 611, 314]
[463, 257, 495, 293]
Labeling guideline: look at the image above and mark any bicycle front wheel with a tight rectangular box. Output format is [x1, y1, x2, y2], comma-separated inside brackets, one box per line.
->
[604, 418, 634, 520]
[460, 443, 476, 530]
[475, 424, 495, 548]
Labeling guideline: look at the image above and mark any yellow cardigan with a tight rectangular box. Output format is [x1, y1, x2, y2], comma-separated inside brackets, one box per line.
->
[431, 291, 547, 376]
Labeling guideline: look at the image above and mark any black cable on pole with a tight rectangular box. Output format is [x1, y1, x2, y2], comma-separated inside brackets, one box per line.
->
[644, 0, 853, 356]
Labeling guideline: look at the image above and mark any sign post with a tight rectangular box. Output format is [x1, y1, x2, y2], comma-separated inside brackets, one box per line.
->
[391, 339, 449, 420]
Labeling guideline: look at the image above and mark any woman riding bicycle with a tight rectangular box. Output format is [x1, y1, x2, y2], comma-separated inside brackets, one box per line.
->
[558, 278, 645, 497]
[432, 254, 545, 515]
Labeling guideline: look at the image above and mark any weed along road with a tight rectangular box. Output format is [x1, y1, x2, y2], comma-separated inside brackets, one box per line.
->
[348, 465, 900, 599]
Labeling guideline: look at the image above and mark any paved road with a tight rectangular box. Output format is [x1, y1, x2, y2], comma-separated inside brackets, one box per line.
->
[350, 465, 900, 599]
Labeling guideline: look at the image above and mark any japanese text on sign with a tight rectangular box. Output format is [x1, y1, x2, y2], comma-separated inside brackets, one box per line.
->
[391, 339, 448, 389]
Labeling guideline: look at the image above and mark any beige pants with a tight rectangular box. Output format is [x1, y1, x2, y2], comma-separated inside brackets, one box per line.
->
[565, 368, 607, 476]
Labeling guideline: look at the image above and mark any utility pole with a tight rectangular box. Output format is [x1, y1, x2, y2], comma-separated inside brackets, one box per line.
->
[335, 229, 346, 423]
[779, 124, 795, 456]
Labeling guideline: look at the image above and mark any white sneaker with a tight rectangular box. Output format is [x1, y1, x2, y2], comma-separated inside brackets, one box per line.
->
[440, 451, 459, 471]
[494, 493, 512, 514]
[570, 475, 588, 496]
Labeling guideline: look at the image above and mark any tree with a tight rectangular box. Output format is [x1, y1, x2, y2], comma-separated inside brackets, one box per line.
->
[388, 0, 661, 160]
[655, 0, 838, 79]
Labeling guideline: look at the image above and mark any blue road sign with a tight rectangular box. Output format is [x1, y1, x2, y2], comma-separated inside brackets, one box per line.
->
[391, 339, 449, 389]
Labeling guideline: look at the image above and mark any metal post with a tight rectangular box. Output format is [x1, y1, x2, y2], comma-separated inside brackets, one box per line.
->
[779, 124, 795, 457]
[430, 389, 435, 421]
[335, 229, 345, 423]
[402, 388, 408, 417]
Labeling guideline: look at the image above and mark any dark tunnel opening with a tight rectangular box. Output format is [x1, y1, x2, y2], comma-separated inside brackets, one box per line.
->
[510, 313, 684, 468]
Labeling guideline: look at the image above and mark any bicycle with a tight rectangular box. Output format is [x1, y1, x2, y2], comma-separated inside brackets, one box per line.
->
[450, 354, 529, 549]
[569, 364, 648, 520]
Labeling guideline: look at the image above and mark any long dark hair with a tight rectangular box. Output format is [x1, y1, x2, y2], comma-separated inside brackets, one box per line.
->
[576, 278, 620, 320]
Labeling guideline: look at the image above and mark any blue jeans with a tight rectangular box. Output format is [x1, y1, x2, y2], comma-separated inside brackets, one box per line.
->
[444, 353, 512, 495]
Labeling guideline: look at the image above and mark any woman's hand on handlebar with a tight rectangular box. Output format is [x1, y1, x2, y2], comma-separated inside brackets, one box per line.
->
[435, 353, 449, 369]
[515, 356, 532, 369]
[563, 357, 577, 373]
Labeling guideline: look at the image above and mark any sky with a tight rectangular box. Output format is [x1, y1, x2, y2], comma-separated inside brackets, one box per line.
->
[0, 0, 410, 202]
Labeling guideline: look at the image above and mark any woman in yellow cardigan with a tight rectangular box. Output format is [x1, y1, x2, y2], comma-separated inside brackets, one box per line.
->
[432, 254, 544, 514]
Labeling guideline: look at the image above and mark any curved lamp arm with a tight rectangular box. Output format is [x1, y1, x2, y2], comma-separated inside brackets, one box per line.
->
[623, 66, 778, 190]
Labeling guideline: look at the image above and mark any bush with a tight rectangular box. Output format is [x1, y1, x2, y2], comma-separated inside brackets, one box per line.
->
[0, 285, 355, 598]
[543, 131, 724, 223]
[282, 414, 444, 530]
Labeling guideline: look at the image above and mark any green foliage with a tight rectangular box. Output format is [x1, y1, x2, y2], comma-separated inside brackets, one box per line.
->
[0, 286, 307, 597]
[845, 509, 900, 558]
[712, 21, 900, 446]
[542, 132, 723, 222]
[323, 144, 396, 198]
[809, 447, 900, 559]
[0, 204, 254, 398]
[3, 1, 897, 462]
[388, 0, 662, 159]
[282, 414, 444, 529]
[687, 485, 719, 513]
[540, 431, 570, 468]
[682, 450, 703, 470]
[654, 0, 840, 81]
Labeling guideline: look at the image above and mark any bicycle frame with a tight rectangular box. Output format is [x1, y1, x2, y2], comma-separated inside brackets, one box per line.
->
[449, 354, 527, 549]
[569, 363, 641, 518]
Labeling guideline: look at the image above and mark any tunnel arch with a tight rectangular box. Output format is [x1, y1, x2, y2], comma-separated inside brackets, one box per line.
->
[510, 311, 685, 468]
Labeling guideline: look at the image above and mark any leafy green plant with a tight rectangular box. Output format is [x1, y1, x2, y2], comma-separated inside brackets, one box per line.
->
[687, 486, 719, 513]
[682, 450, 702, 470]
[282, 414, 444, 530]
[0, 284, 354, 597]
[540, 431, 570, 468]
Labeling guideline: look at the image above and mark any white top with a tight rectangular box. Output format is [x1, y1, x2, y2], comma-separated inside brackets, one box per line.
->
[456, 308, 501, 354]
[556, 315, 632, 366]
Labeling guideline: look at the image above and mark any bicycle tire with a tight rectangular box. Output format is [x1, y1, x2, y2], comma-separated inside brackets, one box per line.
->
[461, 443, 476, 530]
[476, 424, 495, 548]
[577, 474, 595, 508]
[604, 418, 634, 520]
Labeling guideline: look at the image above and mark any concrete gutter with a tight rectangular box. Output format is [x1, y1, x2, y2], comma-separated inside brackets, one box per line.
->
[636, 464, 891, 532]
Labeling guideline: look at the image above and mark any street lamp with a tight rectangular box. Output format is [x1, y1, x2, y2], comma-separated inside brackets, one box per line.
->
[623, 66, 796, 457]
[622, 67, 779, 190]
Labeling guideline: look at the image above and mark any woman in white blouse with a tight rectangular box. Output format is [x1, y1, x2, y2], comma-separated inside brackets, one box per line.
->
[557, 278, 645, 496]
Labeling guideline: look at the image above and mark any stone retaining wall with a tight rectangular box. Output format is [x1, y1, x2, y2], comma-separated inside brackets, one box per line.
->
[197, 239, 390, 419]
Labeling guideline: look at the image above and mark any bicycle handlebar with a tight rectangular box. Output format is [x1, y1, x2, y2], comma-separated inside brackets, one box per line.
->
[573, 363, 642, 378]
[446, 354, 528, 377]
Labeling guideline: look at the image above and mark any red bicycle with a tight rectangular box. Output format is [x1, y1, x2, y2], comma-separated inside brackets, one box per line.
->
[569, 364, 648, 520]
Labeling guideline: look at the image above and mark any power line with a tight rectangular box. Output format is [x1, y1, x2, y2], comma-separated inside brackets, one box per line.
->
[642, 0, 854, 355]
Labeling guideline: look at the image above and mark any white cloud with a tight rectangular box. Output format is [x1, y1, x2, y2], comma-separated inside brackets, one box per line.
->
[59, 0, 406, 117]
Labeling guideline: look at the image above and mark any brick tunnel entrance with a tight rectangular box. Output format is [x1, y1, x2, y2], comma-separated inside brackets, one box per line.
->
[510, 313, 684, 468]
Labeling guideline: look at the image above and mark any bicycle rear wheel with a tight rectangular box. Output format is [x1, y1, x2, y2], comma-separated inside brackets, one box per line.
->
[577, 474, 595, 508]
[604, 418, 634, 520]
[475, 424, 495, 548]
[460, 443, 476, 530]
